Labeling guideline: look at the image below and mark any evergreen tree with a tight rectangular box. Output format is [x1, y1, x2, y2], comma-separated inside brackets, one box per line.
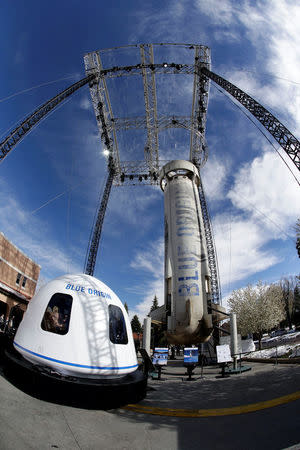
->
[150, 295, 159, 313]
[131, 315, 142, 333]
[124, 302, 129, 314]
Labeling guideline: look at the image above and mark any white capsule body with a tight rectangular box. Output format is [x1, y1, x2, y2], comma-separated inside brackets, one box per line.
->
[13, 274, 138, 378]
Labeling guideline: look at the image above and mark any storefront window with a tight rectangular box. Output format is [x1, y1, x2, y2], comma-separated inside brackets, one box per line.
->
[41, 293, 72, 335]
[109, 304, 128, 344]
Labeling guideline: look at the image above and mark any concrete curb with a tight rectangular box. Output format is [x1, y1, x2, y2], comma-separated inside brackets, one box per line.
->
[123, 390, 300, 417]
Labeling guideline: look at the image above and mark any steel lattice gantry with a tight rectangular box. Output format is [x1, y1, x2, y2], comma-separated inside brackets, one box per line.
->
[1, 47, 299, 172]
[83, 44, 222, 304]
[84, 165, 115, 277]
[83, 43, 211, 185]
[139, 44, 159, 174]
[2, 43, 299, 303]
[201, 68, 300, 170]
[82, 43, 299, 299]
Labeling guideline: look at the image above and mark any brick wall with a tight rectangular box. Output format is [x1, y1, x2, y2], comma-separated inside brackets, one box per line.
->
[0, 233, 40, 299]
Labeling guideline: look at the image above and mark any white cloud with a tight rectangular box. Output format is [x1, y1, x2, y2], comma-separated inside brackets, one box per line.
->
[201, 155, 229, 201]
[107, 185, 162, 229]
[212, 147, 299, 292]
[219, 1, 300, 135]
[128, 2, 188, 44]
[130, 238, 164, 274]
[0, 179, 82, 279]
[214, 213, 280, 290]
[129, 277, 164, 322]
[194, 0, 300, 139]
[195, 0, 238, 26]
[227, 150, 300, 236]
[128, 238, 164, 320]
[79, 96, 92, 111]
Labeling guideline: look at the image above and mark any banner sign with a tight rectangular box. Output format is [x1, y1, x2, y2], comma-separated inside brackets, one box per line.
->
[184, 347, 198, 364]
[152, 347, 168, 366]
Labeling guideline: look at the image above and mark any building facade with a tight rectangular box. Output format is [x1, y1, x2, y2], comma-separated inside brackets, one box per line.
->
[0, 232, 41, 327]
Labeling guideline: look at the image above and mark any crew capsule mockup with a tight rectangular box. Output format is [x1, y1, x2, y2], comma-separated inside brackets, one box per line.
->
[160, 160, 214, 345]
[13, 274, 140, 382]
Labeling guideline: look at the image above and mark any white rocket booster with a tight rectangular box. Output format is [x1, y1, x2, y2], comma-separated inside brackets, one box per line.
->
[159, 160, 213, 345]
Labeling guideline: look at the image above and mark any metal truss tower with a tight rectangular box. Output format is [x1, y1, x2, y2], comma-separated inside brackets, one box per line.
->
[82, 44, 222, 303]
[83, 44, 211, 185]
[83, 165, 115, 277]
[82, 43, 299, 302]
[1, 43, 299, 305]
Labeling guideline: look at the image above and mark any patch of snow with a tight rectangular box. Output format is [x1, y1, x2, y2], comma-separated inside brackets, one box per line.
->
[289, 346, 300, 359]
[245, 341, 300, 359]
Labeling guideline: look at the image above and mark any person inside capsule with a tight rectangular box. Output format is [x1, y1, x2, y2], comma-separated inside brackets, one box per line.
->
[41, 293, 72, 335]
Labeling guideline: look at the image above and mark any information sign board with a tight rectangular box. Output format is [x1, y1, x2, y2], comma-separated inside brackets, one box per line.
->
[184, 347, 198, 364]
[216, 344, 232, 363]
[152, 347, 168, 366]
[220, 335, 242, 354]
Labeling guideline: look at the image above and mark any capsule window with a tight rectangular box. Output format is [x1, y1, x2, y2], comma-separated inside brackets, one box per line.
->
[109, 304, 128, 345]
[41, 293, 73, 335]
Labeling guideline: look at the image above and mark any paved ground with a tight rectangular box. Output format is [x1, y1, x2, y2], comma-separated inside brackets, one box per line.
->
[0, 353, 299, 450]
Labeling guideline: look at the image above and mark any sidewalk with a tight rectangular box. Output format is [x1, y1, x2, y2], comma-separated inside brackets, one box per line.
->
[0, 353, 299, 450]
[138, 358, 300, 411]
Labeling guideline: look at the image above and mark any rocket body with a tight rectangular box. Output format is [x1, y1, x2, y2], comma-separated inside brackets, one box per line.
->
[160, 160, 213, 344]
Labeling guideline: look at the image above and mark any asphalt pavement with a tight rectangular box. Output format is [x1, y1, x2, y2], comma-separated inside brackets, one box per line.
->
[0, 352, 299, 450]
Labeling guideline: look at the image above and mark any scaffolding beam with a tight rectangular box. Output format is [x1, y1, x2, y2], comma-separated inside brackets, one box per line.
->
[84, 168, 114, 276]
[140, 44, 159, 173]
[84, 45, 211, 184]
[0, 75, 96, 162]
[190, 46, 210, 167]
[84, 52, 121, 174]
[201, 67, 300, 171]
[197, 171, 221, 304]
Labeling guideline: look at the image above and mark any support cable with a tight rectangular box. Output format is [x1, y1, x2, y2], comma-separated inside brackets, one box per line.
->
[0, 74, 78, 104]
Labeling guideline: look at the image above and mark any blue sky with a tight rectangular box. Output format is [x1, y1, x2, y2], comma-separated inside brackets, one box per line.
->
[0, 0, 299, 319]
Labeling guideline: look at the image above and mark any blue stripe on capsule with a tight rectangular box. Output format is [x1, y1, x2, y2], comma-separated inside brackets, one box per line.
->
[13, 341, 138, 371]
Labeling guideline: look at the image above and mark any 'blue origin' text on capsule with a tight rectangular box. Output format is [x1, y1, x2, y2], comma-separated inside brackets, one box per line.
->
[65, 284, 111, 299]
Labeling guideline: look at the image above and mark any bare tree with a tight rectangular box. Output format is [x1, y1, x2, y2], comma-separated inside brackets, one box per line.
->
[280, 277, 295, 329]
[228, 281, 286, 349]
